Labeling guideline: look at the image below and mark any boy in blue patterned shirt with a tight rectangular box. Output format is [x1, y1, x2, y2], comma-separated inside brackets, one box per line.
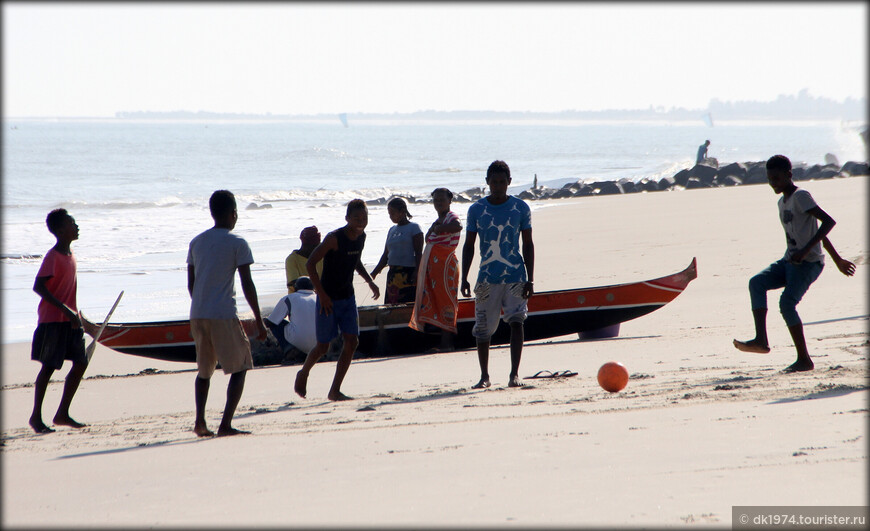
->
[461, 160, 535, 388]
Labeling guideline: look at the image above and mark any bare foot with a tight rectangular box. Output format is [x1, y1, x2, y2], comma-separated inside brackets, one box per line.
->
[216, 427, 251, 437]
[29, 418, 55, 434]
[328, 391, 353, 401]
[783, 360, 814, 373]
[52, 415, 86, 428]
[508, 375, 524, 388]
[471, 378, 491, 389]
[193, 424, 215, 437]
[294, 370, 308, 398]
[733, 339, 770, 354]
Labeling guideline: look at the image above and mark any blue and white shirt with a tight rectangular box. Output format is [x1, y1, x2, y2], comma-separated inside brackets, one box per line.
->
[466, 195, 531, 284]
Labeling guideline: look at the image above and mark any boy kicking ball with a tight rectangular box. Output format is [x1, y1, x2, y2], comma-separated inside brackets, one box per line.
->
[734, 154, 855, 372]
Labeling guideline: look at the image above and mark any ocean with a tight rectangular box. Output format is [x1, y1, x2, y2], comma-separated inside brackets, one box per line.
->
[2, 118, 865, 343]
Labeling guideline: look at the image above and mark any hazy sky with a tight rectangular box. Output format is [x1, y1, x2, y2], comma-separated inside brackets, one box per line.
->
[3, 2, 867, 117]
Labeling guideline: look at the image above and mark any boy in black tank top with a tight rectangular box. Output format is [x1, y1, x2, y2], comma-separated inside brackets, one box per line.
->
[295, 199, 380, 401]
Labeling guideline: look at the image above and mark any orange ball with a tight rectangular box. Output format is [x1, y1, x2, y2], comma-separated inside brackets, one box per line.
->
[597, 361, 629, 393]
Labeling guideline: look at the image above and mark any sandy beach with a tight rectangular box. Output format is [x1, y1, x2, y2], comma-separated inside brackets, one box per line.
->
[2, 176, 867, 528]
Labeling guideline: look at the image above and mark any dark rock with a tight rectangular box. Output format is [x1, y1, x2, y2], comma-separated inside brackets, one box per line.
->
[842, 161, 869, 176]
[791, 167, 808, 181]
[619, 179, 638, 194]
[593, 181, 624, 195]
[803, 164, 841, 180]
[685, 178, 713, 189]
[658, 176, 676, 190]
[718, 162, 747, 179]
[573, 185, 594, 197]
[673, 169, 691, 187]
[815, 168, 841, 180]
[452, 193, 473, 203]
[689, 164, 718, 185]
[718, 175, 743, 187]
[550, 188, 575, 199]
[534, 187, 556, 199]
[517, 190, 536, 200]
[365, 197, 386, 206]
[744, 165, 768, 185]
[637, 179, 659, 192]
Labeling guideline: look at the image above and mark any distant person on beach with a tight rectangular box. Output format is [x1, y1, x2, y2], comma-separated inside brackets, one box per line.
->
[370, 197, 423, 304]
[187, 190, 267, 436]
[409, 188, 463, 345]
[733, 155, 856, 372]
[265, 276, 318, 361]
[286, 226, 322, 293]
[461, 160, 535, 389]
[295, 199, 380, 401]
[29, 209, 98, 434]
[533, 174, 538, 190]
[696, 140, 710, 164]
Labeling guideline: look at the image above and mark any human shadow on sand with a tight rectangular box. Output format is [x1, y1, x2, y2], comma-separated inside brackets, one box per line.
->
[803, 314, 868, 326]
[235, 402, 301, 419]
[362, 388, 474, 410]
[767, 384, 867, 405]
[53, 437, 207, 460]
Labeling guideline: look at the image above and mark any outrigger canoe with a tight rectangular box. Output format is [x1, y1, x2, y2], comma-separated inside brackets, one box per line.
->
[84, 258, 697, 364]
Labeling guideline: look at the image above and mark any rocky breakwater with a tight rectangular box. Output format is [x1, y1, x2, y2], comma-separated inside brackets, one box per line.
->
[364, 159, 868, 207]
[508, 159, 869, 202]
[364, 160, 867, 207]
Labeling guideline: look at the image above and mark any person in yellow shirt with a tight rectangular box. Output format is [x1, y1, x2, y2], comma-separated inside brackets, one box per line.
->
[286, 226, 323, 293]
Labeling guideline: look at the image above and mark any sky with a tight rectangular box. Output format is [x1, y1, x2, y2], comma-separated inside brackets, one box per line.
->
[2, 2, 867, 117]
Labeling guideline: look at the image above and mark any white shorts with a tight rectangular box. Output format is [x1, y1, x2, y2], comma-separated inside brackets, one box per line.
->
[471, 281, 528, 340]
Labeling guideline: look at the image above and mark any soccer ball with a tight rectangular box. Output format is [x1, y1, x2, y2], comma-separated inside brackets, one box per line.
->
[597, 361, 629, 393]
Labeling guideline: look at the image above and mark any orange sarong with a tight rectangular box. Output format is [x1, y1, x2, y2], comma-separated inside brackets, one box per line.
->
[409, 242, 459, 333]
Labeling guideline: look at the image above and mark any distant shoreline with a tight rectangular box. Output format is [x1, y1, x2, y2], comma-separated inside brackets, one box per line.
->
[5, 116, 866, 128]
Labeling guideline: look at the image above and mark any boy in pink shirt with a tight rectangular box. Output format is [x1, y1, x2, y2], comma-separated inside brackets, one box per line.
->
[29, 209, 96, 433]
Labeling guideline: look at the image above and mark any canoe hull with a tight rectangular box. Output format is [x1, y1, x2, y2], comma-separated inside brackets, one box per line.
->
[88, 258, 697, 364]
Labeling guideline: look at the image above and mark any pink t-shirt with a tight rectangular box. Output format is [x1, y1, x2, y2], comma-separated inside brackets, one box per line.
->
[427, 211, 461, 248]
[36, 248, 77, 323]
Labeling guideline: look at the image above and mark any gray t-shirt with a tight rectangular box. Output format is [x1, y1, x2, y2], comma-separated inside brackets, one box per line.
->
[778, 188, 824, 264]
[187, 227, 255, 319]
[386, 222, 422, 267]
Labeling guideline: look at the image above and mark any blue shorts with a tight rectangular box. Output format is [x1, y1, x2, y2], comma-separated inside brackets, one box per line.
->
[315, 296, 359, 343]
[749, 258, 824, 327]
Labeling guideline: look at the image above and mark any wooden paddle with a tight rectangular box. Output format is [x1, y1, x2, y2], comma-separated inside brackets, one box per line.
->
[86, 290, 124, 363]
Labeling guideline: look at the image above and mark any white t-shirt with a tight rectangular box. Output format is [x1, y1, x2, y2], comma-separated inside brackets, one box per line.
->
[187, 228, 254, 319]
[778, 188, 824, 264]
[266, 289, 318, 352]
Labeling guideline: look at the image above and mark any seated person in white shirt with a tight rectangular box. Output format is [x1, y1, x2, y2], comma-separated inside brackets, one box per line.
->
[265, 276, 318, 359]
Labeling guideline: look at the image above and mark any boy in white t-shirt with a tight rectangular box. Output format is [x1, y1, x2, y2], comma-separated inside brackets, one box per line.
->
[733, 155, 856, 372]
[265, 276, 318, 359]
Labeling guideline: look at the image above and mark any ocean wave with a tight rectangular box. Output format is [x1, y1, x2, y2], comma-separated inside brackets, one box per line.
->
[246, 187, 421, 204]
[0, 253, 43, 261]
[52, 197, 188, 210]
[425, 167, 462, 173]
[286, 146, 372, 162]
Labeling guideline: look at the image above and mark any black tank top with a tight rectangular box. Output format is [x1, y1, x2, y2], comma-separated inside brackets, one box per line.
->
[320, 228, 365, 300]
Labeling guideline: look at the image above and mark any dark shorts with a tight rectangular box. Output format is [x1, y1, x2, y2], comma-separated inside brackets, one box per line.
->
[31, 322, 87, 370]
[315, 296, 359, 343]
